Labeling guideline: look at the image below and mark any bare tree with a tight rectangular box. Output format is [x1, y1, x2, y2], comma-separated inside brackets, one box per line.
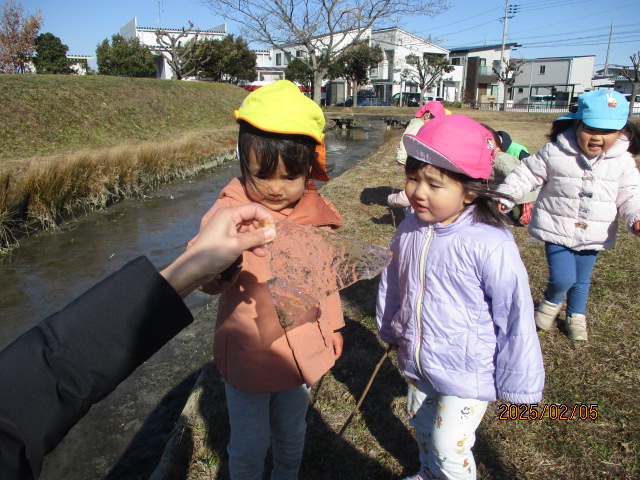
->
[151, 21, 201, 80]
[400, 53, 453, 106]
[493, 57, 525, 110]
[0, 0, 42, 73]
[200, 0, 449, 104]
[622, 52, 640, 118]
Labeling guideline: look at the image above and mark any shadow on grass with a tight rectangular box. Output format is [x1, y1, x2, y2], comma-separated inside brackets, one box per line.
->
[105, 370, 202, 480]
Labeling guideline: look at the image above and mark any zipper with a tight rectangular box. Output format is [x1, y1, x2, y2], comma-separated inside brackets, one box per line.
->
[414, 225, 433, 378]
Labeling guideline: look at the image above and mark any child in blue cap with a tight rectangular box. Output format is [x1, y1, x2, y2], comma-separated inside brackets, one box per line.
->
[498, 90, 640, 341]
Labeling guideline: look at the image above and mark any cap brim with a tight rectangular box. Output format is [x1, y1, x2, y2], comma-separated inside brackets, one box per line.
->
[581, 118, 628, 130]
[403, 135, 466, 175]
[554, 112, 577, 123]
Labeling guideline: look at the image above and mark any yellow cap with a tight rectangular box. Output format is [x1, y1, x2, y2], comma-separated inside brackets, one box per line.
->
[234, 80, 325, 143]
[234, 80, 329, 181]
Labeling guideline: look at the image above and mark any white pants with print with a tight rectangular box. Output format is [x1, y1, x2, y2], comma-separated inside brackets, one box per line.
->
[407, 378, 489, 480]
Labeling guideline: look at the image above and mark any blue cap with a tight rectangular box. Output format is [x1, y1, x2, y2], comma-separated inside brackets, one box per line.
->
[554, 90, 629, 130]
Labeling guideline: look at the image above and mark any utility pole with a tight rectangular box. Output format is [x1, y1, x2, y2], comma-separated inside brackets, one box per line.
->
[604, 20, 614, 76]
[496, 0, 510, 106]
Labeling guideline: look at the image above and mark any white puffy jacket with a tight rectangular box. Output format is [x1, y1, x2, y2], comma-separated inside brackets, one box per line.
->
[497, 128, 640, 251]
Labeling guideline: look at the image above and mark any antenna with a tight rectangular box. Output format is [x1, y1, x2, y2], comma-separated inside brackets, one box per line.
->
[157, 0, 164, 24]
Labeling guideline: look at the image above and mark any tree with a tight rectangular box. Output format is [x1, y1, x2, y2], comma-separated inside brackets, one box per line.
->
[96, 34, 156, 77]
[493, 57, 525, 110]
[400, 53, 453, 106]
[152, 22, 202, 80]
[334, 40, 383, 106]
[200, 0, 449, 104]
[0, 0, 42, 73]
[186, 35, 257, 83]
[285, 57, 314, 92]
[622, 52, 640, 118]
[33, 32, 71, 74]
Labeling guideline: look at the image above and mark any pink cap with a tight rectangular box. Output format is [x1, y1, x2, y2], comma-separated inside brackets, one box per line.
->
[403, 115, 496, 179]
[414, 100, 446, 118]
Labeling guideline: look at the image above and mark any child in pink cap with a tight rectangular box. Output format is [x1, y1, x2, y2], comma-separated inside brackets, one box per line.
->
[377, 115, 544, 480]
[388, 101, 448, 211]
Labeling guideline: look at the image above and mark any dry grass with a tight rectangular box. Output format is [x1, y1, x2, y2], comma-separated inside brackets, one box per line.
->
[0, 128, 238, 252]
[159, 111, 640, 480]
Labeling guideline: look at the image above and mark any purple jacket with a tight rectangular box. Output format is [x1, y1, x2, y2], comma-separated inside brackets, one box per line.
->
[376, 207, 544, 403]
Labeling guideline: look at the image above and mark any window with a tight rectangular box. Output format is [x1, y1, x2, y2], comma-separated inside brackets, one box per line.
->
[518, 88, 524, 93]
[296, 50, 304, 57]
[276, 53, 282, 66]
[451, 58, 461, 66]
[539, 65, 546, 74]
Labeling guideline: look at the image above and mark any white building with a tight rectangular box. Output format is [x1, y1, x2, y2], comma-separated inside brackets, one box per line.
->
[120, 18, 227, 79]
[512, 56, 595, 105]
[245, 27, 450, 104]
[368, 27, 450, 103]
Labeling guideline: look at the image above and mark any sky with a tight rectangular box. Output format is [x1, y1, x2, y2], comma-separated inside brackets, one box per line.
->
[15, 0, 640, 71]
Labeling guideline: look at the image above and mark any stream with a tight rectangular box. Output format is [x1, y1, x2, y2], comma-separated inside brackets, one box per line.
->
[0, 118, 391, 479]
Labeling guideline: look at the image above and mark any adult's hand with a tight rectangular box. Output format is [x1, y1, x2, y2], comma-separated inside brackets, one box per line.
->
[161, 204, 276, 297]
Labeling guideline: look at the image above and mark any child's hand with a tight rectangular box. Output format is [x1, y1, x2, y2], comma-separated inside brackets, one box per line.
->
[332, 331, 344, 360]
[634, 221, 640, 237]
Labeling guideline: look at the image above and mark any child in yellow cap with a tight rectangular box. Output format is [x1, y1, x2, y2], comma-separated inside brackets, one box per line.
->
[188, 80, 344, 479]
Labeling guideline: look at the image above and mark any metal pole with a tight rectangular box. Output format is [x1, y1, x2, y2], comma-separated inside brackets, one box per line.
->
[604, 20, 614, 76]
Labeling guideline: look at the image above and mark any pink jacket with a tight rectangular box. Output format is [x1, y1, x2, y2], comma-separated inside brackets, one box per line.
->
[190, 178, 345, 392]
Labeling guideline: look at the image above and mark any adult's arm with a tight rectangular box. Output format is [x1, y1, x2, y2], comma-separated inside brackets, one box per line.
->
[0, 257, 193, 480]
[0, 203, 276, 479]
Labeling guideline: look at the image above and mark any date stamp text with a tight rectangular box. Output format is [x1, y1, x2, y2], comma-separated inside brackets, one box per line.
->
[498, 403, 599, 421]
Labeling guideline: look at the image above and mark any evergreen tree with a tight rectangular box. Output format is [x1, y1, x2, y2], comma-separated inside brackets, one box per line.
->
[96, 34, 156, 77]
[33, 32, 71, 74]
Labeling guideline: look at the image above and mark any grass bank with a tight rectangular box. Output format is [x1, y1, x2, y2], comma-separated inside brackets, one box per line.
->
[157, 112, 639, 480]
[0, 75, 249, 250]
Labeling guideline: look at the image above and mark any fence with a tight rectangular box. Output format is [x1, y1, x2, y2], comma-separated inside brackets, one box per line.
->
[471, 101, 640, 117]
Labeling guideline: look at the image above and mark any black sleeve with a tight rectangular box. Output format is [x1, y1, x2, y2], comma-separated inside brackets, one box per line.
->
[0, 256, 194, 479]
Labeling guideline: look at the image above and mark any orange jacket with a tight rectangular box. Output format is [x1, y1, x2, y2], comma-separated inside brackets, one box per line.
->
[190, 178, 345, 392]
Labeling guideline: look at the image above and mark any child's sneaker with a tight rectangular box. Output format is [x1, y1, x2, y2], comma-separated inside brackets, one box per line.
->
[565, 313, 588, 341]
[534, 299, 562, 331]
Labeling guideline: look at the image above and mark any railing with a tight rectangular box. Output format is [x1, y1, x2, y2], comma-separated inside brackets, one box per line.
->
[471, 101, 640, 117]
[473, 102, 571, 114]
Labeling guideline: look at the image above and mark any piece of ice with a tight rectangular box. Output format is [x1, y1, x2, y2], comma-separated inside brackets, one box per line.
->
[267, 222, 392, 327]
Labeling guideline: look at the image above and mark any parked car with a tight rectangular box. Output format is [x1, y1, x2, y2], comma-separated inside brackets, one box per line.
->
[333, 96, 391, 107]
[424, 96, 445, 102]
[515, 96, 555, 109]
[390, 92, 421, 107]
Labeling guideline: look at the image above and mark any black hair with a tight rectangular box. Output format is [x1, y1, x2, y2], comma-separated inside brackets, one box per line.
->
[481, 123, 503, 150]
[405, 156, 515, 228]
[548, 118, 640, 155]
[237, 121, 330, 186]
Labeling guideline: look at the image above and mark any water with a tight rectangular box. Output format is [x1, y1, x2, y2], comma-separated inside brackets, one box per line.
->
[0, 120, 388, 479]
